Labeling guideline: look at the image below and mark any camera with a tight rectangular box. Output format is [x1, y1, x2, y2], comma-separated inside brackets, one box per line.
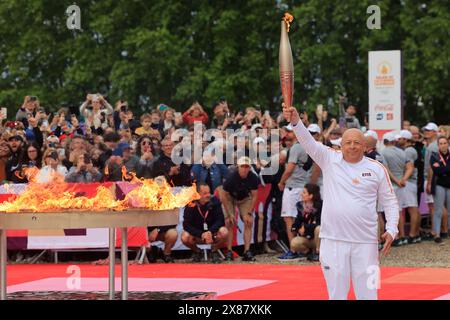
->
[299, 109, 306, 120]
[84, 154, 92, 165]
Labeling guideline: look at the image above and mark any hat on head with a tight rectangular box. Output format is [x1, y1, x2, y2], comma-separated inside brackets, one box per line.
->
[422, 122, 439, 132]
[113, 142, 132, 157]
[283, 124, 294, 131]
[251, 123, 263, 131]
[307, 124, 321, 134]
[237, 156, 252, 167]
[253, 137, 266, 145]
[157, 104, 169, 112]
[118, 142, 131, 150]
[383, 132, 396, 142]
[8, 135, 24, 142]
[399, 130, 413, 140]
[364, 130, 378, 140]
[330, 138, 342, 147]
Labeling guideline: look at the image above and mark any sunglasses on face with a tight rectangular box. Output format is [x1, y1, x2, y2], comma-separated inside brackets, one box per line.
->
[141, 141, 151, 145]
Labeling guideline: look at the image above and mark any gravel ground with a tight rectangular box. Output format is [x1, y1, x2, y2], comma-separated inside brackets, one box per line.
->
[8, 239, 450, 268]
[175, 240, 450, 268]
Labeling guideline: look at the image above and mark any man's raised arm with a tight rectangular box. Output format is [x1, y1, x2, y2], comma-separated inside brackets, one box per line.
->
[283, 106, 332, 169]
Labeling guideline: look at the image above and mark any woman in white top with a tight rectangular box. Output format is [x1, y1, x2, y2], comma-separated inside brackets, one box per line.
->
[37, 150, 68, 183]
[79, 94, 114, 130]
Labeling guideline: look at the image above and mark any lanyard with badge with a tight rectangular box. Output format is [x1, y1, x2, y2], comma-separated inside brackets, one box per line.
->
[439, 152, 449, 167]
[197, 204, 209, 231]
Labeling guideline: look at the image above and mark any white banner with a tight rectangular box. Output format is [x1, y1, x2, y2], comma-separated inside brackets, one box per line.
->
[27, 229, 109, 250]
[368, 50, 402, 133]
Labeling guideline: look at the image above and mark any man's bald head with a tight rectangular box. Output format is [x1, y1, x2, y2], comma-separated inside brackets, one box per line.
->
[342, 128, 364, 142]
[365, 136, 377, 149]
[341, 128, 366, 163]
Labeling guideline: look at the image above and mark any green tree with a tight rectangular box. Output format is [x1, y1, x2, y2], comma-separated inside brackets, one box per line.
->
[0, 0, 447, 124]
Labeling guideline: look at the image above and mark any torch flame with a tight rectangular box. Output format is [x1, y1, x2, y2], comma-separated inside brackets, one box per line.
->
[0, 168, 199, 213]
[283, 12, 294, 33]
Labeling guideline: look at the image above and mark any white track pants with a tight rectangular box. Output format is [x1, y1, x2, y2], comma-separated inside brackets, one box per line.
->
[319, 238, 380, 300]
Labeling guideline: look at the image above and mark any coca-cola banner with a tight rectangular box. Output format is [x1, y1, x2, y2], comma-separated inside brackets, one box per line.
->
[368, 50, 402, 136]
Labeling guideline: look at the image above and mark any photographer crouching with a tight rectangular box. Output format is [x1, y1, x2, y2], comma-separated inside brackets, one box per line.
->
[290, 183, 322, 262]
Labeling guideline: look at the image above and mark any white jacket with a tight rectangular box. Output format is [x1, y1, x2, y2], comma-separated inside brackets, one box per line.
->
[292, 121, 399, 243]
[36, 165, 68, 183]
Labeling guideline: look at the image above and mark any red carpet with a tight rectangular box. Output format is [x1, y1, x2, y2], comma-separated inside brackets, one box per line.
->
[5, 264, 450, 300]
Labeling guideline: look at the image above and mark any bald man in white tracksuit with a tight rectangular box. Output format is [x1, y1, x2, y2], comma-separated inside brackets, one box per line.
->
[284, 106, 399, 300]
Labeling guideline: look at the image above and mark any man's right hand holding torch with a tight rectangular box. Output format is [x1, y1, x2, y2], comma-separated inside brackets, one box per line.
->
[282, 103, 300, 126]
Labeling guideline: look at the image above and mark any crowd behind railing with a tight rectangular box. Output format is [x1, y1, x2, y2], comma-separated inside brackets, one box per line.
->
[1, 94, 449, 263]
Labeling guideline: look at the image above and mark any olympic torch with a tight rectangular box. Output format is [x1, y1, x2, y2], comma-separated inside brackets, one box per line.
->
[279, 13, 294, 110]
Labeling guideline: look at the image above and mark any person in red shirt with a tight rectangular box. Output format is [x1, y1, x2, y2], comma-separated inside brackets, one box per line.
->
[182, 101, 209, 126]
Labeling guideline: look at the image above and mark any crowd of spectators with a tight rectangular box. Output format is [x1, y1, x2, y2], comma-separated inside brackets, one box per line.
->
[1, 94, 449, 263]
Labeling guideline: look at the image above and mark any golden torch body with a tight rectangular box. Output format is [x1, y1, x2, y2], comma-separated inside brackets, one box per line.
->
[279, 15, 294, 108]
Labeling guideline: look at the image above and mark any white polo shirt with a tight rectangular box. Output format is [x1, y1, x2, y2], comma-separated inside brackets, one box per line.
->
[292, 121, 399, 244]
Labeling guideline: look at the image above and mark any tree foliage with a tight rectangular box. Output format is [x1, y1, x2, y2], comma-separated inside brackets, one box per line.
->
[0, 0, 448, 123]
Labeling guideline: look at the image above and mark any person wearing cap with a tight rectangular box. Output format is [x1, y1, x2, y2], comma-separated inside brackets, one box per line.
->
[308, 124, 325, 199]
[283, 105, 398, 300]
[277, 123, 313, 261]
[222, 156, 259, 261]
[104, 142, 136, 182]
[281, 124, 297, 149]
[330, 138, 342, 151]
[36, 150, 68, 183]
[423, 122, 440, 224]
[5, 135, 26, 183]
[364, 131, 383, 163]
[397, 130, 422, 244]
[381, 132, 410, 246]
[307, 124, 322, 142]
